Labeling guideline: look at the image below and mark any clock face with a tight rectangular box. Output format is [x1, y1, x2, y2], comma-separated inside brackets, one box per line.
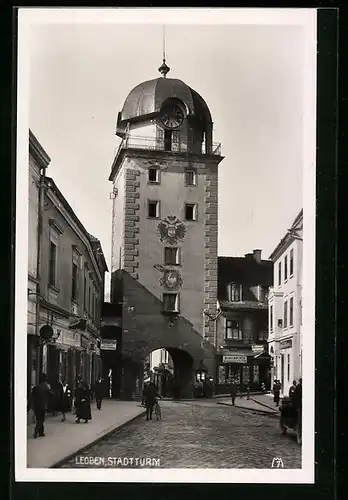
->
[160, 104, 184, 129]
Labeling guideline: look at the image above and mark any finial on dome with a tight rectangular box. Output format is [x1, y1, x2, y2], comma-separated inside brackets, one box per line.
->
[158, 58, 170, 78]
[158, 25, 170, 78]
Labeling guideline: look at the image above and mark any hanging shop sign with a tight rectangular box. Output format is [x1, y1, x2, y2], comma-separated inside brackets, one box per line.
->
[81, 335, 89, 349]
[100, 339, 118, 351]
[251, 345, 265, 353]
[222, 354, 247, 364]
[280, 339, 293, 350]
[62, 329, 81, 348]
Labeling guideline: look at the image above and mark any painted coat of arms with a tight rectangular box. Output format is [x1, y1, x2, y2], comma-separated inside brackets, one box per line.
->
[157, 215, 186, 245]
[160, 269, 183, 291]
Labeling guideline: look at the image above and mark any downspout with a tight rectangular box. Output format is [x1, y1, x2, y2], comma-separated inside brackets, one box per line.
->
[35, 165, 47, 384]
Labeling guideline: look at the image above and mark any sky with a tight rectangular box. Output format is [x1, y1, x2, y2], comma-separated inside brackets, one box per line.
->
[28, 16, 307, 295]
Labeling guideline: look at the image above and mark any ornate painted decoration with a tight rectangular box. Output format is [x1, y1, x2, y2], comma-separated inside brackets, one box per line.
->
[157, 215, 186, 245]
[160, 269, 183, 291]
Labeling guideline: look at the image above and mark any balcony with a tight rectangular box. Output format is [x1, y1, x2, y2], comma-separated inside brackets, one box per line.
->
[114, 135, 222, 158]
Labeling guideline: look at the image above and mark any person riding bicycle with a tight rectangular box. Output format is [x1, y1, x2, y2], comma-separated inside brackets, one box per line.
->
[143, 382, 162, 421]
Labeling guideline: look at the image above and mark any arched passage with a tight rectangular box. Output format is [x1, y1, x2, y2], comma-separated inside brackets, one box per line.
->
[145, 347, 194, 399]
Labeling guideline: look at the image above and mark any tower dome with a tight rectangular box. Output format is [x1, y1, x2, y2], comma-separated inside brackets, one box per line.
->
[116, 76, 212, 137]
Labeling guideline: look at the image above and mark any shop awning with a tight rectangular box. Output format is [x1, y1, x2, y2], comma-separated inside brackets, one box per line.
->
[69, 318, 87, 331]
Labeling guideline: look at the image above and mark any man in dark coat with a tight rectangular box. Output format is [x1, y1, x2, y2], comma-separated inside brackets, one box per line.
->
[93, 376, 104, 410]
[143, 382, 161, 420]
[292, 378, 302, 410]
[31, 373, 54, 438]
[75, 381, 92, 423]
[229, 379, 238, 406]
[273, 379, 281, 406]
[57, 379, 72, 421]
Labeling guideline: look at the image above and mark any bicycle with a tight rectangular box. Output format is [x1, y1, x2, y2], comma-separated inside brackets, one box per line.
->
[153, 398, 161, 421]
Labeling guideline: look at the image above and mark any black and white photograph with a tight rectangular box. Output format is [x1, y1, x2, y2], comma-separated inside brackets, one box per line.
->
[15, 8, 317, 483]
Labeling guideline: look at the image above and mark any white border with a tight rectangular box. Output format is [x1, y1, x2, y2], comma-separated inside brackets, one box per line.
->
[15, 8, 317, 483]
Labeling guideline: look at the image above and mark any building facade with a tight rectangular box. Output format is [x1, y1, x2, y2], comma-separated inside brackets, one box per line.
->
[107, 60, 223, 398]
[27, 131, 108, 398]
[215, 250, 273, 393]
[268, 210, 303, 397]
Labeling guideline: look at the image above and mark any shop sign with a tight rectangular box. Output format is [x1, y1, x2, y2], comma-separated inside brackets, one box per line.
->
[251, 345, 265, 353]
[81, 336, 89, 349]
[223, 354, 247, 364]
[280, 339, 292, 350]
[100, 339, 118, 351]
[62, 329, 81, 348]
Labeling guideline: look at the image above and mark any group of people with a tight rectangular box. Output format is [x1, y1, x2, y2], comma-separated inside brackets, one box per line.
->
[30, 374, 105, 438]
[273, 378, 303, 408]
[141, 381, 162, 421]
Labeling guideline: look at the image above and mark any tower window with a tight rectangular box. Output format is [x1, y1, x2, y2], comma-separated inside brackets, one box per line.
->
[148, 200, 160, 219]
[164, 247, 180, 265]
[163, 293, 179, 312]
[185, 170, 197, 186]
[148, 168, 159, 184]
[185, 203, 197, 221]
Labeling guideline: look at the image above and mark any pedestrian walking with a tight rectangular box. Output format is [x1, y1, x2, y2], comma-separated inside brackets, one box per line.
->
[57, 379, 72, 422]
[31, 373, 54, 438]
[143, 382, 161, 420]
[93, 376, 104, 410]
[229, 379, 238, 406]
[75, 381, 92, 423]
[289, 380, 297, 399]
[273, 379, 281, 406]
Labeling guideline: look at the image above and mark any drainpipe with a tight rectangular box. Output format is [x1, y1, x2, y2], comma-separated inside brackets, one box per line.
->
[35, 165, 47, 384]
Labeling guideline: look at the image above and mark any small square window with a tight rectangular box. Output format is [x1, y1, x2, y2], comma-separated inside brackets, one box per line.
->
[148, 200, 160, 218]
[148, 168, 159, 183]
[185, 203, 197, 221]
[185, 170, 197, 186]
[164, 247, 180, 265]
[163, 293, 179, 312]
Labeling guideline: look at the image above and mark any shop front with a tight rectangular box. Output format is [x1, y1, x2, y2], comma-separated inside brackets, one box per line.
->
[216, 350, 270, 393]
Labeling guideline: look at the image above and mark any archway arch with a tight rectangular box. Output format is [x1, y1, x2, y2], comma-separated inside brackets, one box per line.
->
[145, 347, 194, 399]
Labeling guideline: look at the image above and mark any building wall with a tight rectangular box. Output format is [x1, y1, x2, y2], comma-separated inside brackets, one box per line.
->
[112, 152, 219, 337]
[269, 234, 303, 396]
[28, 156, 40, 279]
[111, 167, 125, 273]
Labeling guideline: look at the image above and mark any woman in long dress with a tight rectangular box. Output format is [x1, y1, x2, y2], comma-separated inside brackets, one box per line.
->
[75, 381, 92, 423]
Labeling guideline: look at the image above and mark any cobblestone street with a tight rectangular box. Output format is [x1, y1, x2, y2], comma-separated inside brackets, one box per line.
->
[60, 401, 301, 469]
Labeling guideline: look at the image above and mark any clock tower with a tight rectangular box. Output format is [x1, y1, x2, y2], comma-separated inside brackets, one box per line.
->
[109, 59, 223, 397]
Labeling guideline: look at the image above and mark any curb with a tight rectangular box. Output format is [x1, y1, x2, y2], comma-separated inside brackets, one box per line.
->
[250, 396, 281, 412]
[51, 410, 146, 468]
[217, 401, 278, 417]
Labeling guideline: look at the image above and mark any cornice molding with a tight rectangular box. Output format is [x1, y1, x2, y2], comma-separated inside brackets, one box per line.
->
[29, 130, 51, 169]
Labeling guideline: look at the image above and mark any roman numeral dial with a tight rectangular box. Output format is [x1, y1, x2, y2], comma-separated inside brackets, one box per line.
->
[160, 104, 184, 129]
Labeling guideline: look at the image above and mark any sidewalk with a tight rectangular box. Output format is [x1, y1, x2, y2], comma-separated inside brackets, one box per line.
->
[27, 400, 145, 468]
[217, 396, 279, 416]
[250, 393, 283, 411]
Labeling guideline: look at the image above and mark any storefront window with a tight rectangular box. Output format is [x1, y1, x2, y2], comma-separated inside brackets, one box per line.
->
[242, 365, 249, 385]
[253, 365, 259, 383]
[41, 344, 47, 374]
[218, 365, 226, 384]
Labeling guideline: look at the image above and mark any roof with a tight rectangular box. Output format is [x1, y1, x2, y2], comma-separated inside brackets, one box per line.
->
[45, 176, 109, 274]
[218, 256, 273, 302]
[269, 209, 303, 261]
[118, 77, 212, 126]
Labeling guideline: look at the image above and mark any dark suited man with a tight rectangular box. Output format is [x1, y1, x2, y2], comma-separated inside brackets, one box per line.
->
[31, 373, 54, 438]
[93, 376, 105, 410]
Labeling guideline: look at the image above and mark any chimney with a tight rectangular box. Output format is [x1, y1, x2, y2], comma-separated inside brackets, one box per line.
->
[253, 249, 262, 263]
